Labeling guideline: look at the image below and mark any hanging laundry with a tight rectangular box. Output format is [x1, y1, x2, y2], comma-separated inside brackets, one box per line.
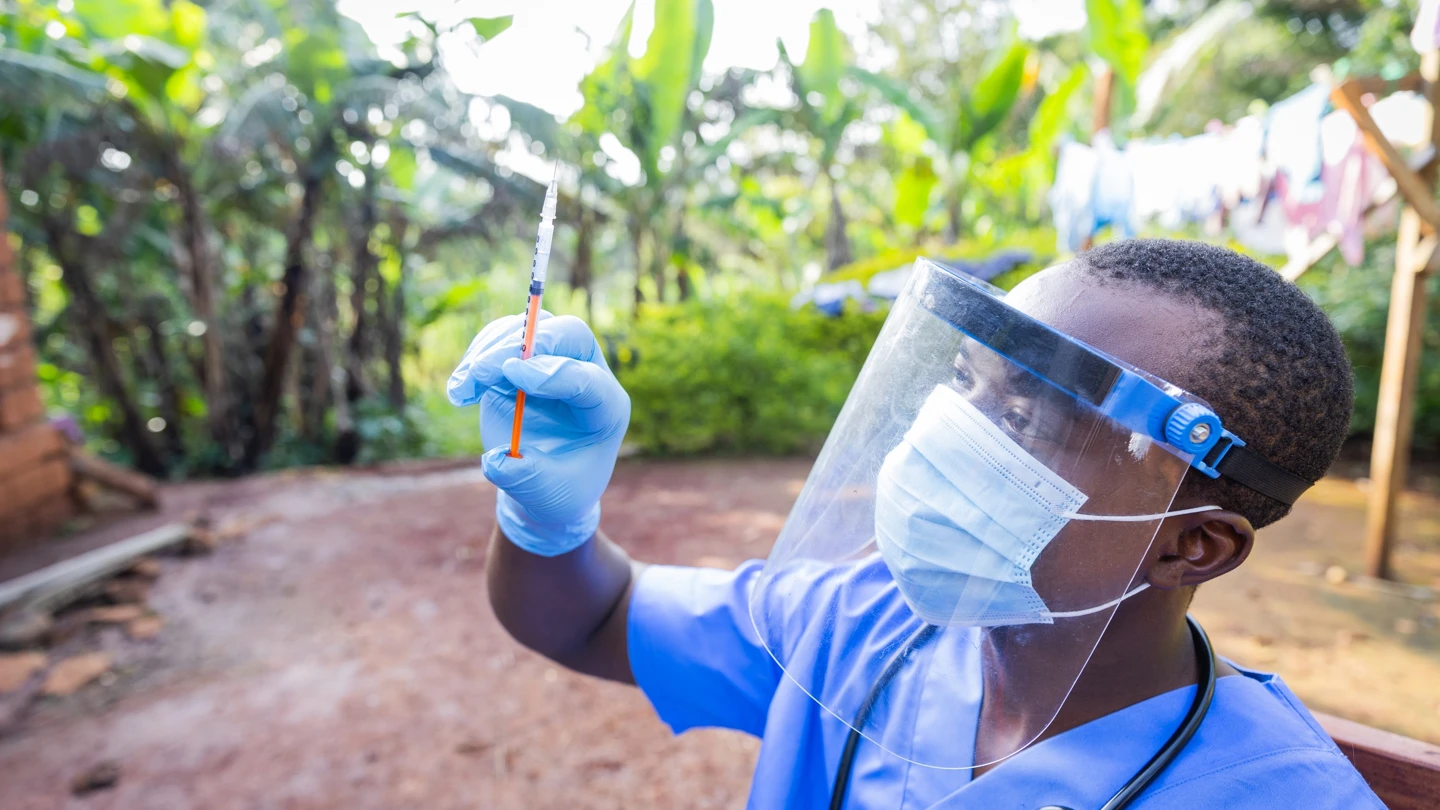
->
[1369, 91, 1430, 149]
[1276, 110, 1387, 265]
[1049, 141, 1099, 252]
[1091, 130, 1134, 238]
[1215, 115, 1267, 208]
[1172, 131, 1226, 225]
[1230, 197, 1289, 256]
[1414, 0, 1440, 53]
[1265, 84, 1330, 208]
[1126, 138, 1185, 232]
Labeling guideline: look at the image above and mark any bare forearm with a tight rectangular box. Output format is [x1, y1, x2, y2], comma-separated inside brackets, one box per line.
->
[486, 526, 641, 684]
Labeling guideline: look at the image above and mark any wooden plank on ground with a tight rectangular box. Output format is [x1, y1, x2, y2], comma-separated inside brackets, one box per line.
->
[1317, 712, 1440, 810]
[0, 523, 190, 615]
[68, 449, 159, 509]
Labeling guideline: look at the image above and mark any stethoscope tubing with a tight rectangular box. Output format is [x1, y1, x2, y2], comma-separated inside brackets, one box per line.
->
[829, 615, 1217, 810]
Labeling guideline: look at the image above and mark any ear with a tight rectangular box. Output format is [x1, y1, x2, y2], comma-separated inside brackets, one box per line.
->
[1146, 510, 1255, 589]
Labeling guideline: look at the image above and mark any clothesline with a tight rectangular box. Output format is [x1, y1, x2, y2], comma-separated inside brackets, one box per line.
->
[1049, 84, 1432, 266]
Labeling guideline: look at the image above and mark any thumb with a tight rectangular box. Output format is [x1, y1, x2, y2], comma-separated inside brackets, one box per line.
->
[480, 447, 541, 491]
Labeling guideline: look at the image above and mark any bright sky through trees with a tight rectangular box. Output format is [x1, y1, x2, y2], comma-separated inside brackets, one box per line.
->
[339, 0, 1086, 117]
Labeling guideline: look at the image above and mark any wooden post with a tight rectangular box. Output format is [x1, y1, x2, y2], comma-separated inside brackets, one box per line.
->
[1078, 63, 1117, 253]
[1362, 50, 1440, 580]
[1091, 64, 1115, 136]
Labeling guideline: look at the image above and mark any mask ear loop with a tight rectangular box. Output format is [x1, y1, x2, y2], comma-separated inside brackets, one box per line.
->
[1043, 503, 1222, 619]
[1059, 504, 1223, 523]
[1047, 582, 1151, 618]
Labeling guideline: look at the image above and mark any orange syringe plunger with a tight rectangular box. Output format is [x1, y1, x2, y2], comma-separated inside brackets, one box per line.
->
[508, 172, 559, 459]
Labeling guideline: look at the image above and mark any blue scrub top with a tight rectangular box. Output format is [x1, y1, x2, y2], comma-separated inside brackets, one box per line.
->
[628, 560, 1384, 810]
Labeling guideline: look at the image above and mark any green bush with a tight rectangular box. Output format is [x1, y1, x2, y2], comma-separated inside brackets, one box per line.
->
[611, 293, 888, 455]
[1297, 242, 1440, 448]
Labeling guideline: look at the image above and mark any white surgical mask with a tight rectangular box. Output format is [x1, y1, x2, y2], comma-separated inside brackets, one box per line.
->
[875, 384, 1218, 627]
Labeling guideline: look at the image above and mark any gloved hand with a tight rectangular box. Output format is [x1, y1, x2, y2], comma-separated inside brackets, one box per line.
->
[447, 313, 630, 556]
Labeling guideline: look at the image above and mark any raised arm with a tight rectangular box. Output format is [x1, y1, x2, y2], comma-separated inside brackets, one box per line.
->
[448, 313, 637, 683]
[485, 528, 640, 683]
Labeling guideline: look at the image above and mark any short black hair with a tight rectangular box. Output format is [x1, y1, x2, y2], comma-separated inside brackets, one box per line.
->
[1077, 239, 1353, 528]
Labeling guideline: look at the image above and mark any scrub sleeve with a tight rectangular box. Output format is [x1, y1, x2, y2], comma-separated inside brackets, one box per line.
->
[627, 562, 782, 737]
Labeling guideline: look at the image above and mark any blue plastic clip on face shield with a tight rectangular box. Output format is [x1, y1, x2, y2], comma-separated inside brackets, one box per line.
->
[917, 263, 1313, 507]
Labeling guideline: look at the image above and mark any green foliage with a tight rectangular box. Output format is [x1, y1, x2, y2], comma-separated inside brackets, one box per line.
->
[853, 29, 1032, 236]
[468, 16, 513, 41]
[797, 8, 851, 124]
[894, 156, 938, 228]
[964, 41, 1029, 152]
[612, 293, 887, 454]
[634, 0, 713, 159]
[1086, 0, 1149, 86]
[823, 226, 1057, 286]
[8, 0, 1436, 477]
[1297, 246, 1440, 448]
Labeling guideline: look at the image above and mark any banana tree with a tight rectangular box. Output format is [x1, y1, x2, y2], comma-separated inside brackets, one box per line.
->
[218, 2, 515, 466]
[1085, 0, 1149, 132]
[573, 0, 714, 311]
[857, 36, 1032, 242]
[775, 9, 865, 270]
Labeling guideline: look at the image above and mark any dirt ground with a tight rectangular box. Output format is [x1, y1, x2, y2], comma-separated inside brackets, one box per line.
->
[0, 457, 1436, 809]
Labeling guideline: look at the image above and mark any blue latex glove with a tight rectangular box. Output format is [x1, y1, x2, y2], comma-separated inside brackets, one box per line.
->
[447, 313, 630, 556]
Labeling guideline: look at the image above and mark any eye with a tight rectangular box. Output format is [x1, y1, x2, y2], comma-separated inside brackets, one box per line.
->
[1001, 408, 1031, 435]
[950, 361, 975, 392]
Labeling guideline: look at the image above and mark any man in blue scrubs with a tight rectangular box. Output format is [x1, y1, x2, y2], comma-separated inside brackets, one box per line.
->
[450, 239, 1384, 808]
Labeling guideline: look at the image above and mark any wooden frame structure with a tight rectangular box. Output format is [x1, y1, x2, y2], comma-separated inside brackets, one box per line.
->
[1286, 52, 1440, 580]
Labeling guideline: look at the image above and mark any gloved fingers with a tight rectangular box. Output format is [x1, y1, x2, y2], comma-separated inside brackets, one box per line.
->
[448, 311, 555, 405]
[480, 446, 542, 491]
[528, 315, 606, 367]
[501, 354, 626, 415]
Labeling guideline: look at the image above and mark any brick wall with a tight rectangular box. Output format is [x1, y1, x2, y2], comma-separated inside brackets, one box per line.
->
[0, 164, 73, 552]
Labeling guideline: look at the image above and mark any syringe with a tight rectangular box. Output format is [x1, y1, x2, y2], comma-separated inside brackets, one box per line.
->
[508, 170, 560, 459]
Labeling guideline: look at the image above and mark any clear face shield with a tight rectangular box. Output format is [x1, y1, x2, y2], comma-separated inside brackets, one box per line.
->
[748, 259, 1267, 770]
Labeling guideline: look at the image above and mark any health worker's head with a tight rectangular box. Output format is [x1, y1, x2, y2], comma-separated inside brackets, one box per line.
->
[1005, 239, 1354, 595]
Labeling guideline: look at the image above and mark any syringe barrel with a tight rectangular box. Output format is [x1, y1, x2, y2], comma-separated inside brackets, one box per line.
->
[531, 222, 554, 283]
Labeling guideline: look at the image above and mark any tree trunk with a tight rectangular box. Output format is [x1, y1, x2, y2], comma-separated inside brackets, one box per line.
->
[247, 127, 335, 467]
[573, 207, 594, 322]
[944, 184, 963, 244]
[45, 223, 166, 476]
[383, 265, 406, 411]
[345, 162, 379, 404]
[296, 266, 330, 444]
[650, 235, 668, 305]
[825, 178, 853, 271]
[629, 216, 645, 317]
[672, 221, 692, 301]
[162, 139, 233, 458]
[138, 300, 186, 465]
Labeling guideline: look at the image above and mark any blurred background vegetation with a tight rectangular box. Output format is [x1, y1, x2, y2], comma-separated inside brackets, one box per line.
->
[0, 0, 1429, 474]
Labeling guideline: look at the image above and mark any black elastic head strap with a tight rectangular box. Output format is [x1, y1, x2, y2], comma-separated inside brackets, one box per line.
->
[1212, 444, 1313, 506]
